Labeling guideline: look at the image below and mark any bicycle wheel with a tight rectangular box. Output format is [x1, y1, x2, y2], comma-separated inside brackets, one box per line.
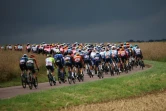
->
[68, 72, 72, 84]
[34, 77, 38, 89]
[28, 73, 33, 89]
[21, 73, 26, 88]
[81, 73, 84, 81]
[72, 76, 76, 84]
[109, 65, 114, 76]
[48, 73, 53, 86]
[139, 60, 144, 70]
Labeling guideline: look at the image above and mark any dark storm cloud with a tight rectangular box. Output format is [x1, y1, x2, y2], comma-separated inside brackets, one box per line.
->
[0, 0, 166, 44]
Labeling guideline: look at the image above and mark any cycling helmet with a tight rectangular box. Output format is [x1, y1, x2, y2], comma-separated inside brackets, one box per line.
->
[76, 53, 80, 56]
[56, 50, 61, 54]
[23, 54, 27, 57]
[47, 54, 51, 57]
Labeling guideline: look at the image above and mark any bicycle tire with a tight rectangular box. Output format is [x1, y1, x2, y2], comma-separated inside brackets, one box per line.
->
[21, 74, 26, 88]
[34, 77, 38, 89]
[68, 77, 72, 84]
[48, 73, 53, 86]
[28, 73, 33, 90]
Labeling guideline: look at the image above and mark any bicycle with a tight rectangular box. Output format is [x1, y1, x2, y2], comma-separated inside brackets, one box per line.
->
[136, 57, 145, 70]
[68, 71, 76, 84]
[85, 63, 93, 78]
[111, 59, 120, 75]
[48, 69, 56, 86]
[21, 70, 28, 88]
[27, 69, 38, 89]
[74, 66, 84, 82]
[58, 68, 66, 84]
[97, 64, 104, 79]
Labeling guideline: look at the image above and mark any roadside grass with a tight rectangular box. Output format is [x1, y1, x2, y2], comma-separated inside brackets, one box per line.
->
[0, 60, 166, 111]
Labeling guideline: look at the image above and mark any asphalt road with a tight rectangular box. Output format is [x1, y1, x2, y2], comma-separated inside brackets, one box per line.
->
[0, 66, 148, 99]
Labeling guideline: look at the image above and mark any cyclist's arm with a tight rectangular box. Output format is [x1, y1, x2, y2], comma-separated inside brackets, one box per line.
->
[34, 59, 39, 69]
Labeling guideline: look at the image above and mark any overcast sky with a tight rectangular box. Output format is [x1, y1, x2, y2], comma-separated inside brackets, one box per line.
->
[0, 0, 166, 44]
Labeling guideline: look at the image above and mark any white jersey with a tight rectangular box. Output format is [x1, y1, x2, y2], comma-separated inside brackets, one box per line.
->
[52, 48, 59, 52]
[45, 58, 53, 66]
[100, 51, 105, 59]
[32, 46, 37, 51]
[135, 48, 141, 55]
[8, 46, 12, 49]
[111, 50, 118, 57]
[39, 45, 44, 50]
[105, 51, 111, 59]
[18, 45, 23, 50]
[27, 45, 31, 49]
[90, 52, 96, 59]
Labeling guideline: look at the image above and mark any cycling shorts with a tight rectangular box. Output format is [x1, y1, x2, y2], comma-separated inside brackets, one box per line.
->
[120, 56, 127, 63]
[105, 58, 111, 63]
[27, 66, 35, 74]
[74, 62, 82, 68]
[19, 64, 28, 71]
[84, 60, 92, 66]
[65, 62, 73, 68]
[46, 65, 54, 72]
[94, 60, 101, 67]
[56, 61, 63, 69]
[112, 57, 119, 63]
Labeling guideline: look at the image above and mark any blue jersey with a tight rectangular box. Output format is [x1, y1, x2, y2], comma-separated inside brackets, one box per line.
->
[94, 53, 102, 62]
[54, 54, 64, 64]
[19, 57, 28, 65]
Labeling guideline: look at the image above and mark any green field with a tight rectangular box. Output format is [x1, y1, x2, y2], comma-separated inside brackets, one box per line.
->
[0, 60, 166, 111]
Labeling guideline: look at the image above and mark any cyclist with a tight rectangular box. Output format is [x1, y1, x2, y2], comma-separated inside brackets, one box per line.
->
[134, 45, 144, 66]
[73, 53, 84, 77]
[19, 54, 28, 77]
[119, 46, 128, 70]
[104, 48, 112, 73]
[110, 46, 120, 72]
[64, 51, 74, 78]
[26, 54, 39, 86]
[83, 49, 93, 75]
[93, 51, 102, 76]
[53, 50, 66, 81]
[45, 54, 56, 83]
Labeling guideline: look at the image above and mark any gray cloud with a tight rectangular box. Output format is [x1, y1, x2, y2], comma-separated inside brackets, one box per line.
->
[0, 0, 166, 44]
[7, 6, 165, 44]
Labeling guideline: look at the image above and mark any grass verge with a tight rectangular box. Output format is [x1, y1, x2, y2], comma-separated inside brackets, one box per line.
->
[0, 60, 166, 111]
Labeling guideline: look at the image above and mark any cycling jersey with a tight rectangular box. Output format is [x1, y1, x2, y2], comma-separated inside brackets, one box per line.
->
[64, 55, 72, 64]
[110, 50, 118, 58]
[45, 57, 55, 66]
[100, 51, 105, 59]
[26, 58, 35, 67]
[74, 55, 82, 63]
[134, 48, 141, 55]
[54, 54, 64, 64]
[105, 51, 111, 59]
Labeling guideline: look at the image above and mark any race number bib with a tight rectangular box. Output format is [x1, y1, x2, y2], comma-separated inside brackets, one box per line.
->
[75, 58, 80, 62]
